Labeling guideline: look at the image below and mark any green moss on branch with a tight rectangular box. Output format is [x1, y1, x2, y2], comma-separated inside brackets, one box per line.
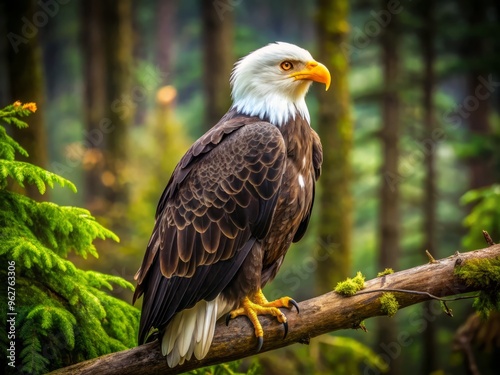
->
[454, 257, 500, 318]
[377, 268, 394, 277]
[379, 293, 399, 317]
[334, 271, 365, 296]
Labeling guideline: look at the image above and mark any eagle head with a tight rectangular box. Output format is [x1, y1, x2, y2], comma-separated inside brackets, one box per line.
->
[230, 42, 331, 126]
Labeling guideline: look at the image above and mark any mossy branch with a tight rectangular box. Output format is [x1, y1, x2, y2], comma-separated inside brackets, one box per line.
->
[49, 244, 500, 375]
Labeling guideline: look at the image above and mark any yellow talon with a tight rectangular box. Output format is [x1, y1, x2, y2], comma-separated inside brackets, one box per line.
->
[229, 296, 286, 337]
[254, 289, 300, 312]
[225, 289, 300, 350]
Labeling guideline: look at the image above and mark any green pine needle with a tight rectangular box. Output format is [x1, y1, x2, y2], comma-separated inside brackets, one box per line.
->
[0, 160, 77, 194]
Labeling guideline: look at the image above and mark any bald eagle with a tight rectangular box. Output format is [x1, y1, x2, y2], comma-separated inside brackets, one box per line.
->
[133, 42, 331, 367]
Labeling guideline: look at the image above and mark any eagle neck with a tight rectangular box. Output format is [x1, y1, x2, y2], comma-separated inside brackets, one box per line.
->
[231, 95, 310, 127]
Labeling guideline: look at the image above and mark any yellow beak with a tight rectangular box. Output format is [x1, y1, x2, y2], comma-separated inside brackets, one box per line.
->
[290, 60, 331, 91]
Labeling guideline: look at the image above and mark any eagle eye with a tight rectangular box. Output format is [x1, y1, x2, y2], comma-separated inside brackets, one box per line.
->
[280, 61, 293, 71]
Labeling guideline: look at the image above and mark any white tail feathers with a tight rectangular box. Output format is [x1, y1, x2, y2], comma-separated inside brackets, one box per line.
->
[162, 296, 230, 367]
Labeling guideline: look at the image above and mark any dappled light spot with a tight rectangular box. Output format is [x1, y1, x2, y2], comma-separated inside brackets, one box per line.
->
[101, 171, 116, 187]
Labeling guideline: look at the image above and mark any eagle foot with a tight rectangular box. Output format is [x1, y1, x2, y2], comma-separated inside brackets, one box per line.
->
[251, 289, 299, 314]
[225, 290, 299, 350]
[261, 296, 300, 314]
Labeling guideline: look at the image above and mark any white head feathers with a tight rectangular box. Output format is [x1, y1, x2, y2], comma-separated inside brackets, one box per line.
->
[230, 42, 315, 127]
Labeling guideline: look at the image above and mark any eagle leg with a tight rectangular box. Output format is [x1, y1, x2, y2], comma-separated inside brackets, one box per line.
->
[225, 289, 299, 350]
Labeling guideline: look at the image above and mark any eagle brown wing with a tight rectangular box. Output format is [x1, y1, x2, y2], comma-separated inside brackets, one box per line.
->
[133, 115, 286, 344]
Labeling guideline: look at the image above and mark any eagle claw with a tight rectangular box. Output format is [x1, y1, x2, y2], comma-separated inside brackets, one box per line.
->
[225, 313, 231, 326]
[283, 321, 288, 339]
[256, 336, 264, 352]
[289, 299, 300, 314]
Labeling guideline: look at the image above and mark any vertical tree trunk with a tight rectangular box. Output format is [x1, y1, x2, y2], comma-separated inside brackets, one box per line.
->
[419, 0, 437, 373]
[102, 0, 133, 207]
[82, 0, 133, 214]
[201, 0, 234, 130]
[463, 1, 493, 190]
[377, 1, 401, 374]
[156, 0, 177, 84]
[6, 0, 48, 201]
[315, 0, 353, 293]
[0, 2, 7, 105]
[82, 0, 107, 212]
[493, 0, 500, 183]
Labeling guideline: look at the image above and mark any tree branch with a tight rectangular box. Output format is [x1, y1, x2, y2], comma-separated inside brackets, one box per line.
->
[49, 244, 500, 375]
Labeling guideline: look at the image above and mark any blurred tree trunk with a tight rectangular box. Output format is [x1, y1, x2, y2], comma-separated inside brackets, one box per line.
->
[315, 0, 352, 293]
[462, 1, 494, 190]
[5, 0, 48, 201]
[419, 1, 437, 373]
[201, 0, 234, 130]
[493, 0, 500, 183]
[103, 1, 132, 206]
[82, 0, 133, 215]
[156, 0, 177, 84]
[377, 1, 401, 374]
[0, 2, 7, 105]
[82, 0, 107, 212]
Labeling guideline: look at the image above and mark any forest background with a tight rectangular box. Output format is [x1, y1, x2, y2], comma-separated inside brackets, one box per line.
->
[1, 0, 499, 374]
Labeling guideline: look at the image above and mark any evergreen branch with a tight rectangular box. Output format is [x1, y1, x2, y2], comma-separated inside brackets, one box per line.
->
[0, 101, 36, 162]
[48, 244, 500, 375]
[0, 126, 28, 160]
[0, 191, 118, 259]
[84, 271, 135, 292]
[0, 160, 77, 194]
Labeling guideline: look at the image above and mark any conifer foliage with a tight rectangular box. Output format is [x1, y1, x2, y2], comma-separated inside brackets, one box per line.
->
[0, 102, 140, 374]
